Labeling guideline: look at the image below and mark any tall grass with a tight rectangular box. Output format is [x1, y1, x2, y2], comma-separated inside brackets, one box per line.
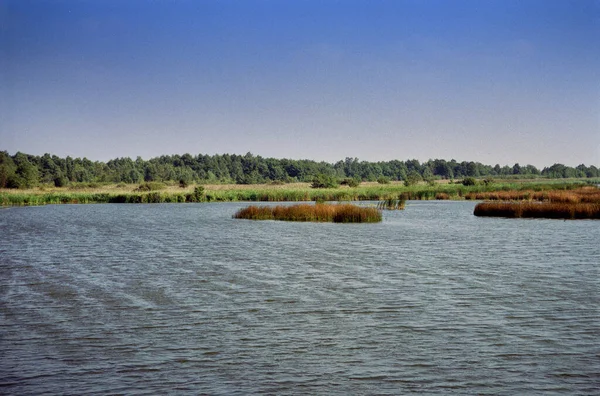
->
[233, 203, 382, 223]
[474, 202, 600, 220]
[1, 180, 595, 206]
[377, 197, 406, 210]
[134, 182, 167, 192]
[466, 187, 600, 204]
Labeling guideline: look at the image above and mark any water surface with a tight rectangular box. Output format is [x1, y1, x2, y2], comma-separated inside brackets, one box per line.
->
[1, 202, 598, 394]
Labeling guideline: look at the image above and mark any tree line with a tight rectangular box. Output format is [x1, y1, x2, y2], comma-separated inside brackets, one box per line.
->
[1, 150, 598, 189]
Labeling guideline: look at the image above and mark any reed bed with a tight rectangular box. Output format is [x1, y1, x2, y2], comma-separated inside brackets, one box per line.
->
[474, 202, 600, 220]
[233, 203, 382, 223]
[377, 197, 406, 210]
[465, 187, 600, 204]
[1, 180, 594, 206]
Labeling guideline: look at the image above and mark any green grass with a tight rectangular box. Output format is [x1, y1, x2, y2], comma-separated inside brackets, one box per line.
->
[134, 182, 168, 191]
[1, 179, 596, 206]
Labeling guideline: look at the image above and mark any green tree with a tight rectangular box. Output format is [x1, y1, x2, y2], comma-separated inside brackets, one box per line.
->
[462, 177, 476, 186]
[311, 174, 338, 188]
[0, 151, 17, 188]
[12, 152, 39, 188]
[422, 167, 435, 183]
[404, 170, 422, 186]
[53, 173, 68, 187]
[512, 163, 522, 175]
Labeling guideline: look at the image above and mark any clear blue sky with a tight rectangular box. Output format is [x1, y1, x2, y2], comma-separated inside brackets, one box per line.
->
[1, 0, 598, 167]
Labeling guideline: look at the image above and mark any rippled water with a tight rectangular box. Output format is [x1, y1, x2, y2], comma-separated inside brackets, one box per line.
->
[1, 202, 599, 394]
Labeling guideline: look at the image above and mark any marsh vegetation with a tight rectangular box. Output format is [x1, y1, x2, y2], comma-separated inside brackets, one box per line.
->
[233, 203, 382, 223]
[473, 187, 600, 219]
[2, 180, 598, 207]
[377, 197, 406, 210]
[474, 202, 600, 219]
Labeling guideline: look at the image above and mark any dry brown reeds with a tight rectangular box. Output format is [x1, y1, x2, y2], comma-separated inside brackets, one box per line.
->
[474, 202, 600, 219]
[467, 187, 600, 204]
[465, 190, 533, 201]
[233, 203, 382, 223]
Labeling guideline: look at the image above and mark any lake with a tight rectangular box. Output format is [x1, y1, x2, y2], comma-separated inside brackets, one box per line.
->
[1, 201, 598, 394]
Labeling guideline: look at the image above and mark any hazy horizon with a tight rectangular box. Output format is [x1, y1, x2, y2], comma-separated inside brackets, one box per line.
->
[1, 0, 599, 168]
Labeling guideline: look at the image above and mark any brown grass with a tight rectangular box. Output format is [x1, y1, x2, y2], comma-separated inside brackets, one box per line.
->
[466, 187, 600, 204]
[233, 203, 382, 223]
[465, 190, 533, 201]
[474, 202, 600, 219]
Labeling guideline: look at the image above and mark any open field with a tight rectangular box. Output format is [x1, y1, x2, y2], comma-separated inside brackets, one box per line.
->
[1, 179, 598, 206]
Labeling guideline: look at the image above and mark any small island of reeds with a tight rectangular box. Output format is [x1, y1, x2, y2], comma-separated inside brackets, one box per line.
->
[474, 202, 600, 220]
[233, 203, 382, 223]
[377, 197, 406, 210]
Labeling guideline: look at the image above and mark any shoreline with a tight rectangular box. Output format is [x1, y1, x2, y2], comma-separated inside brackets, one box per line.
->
[1, 179, 598, 207]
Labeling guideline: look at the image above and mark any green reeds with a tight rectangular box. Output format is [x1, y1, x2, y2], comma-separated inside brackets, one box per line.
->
[474, 202, 600, 220]
[0, 191, 188, 206]
[1, 180, 595, 206]
[377, 197, 406, 210]
[233, 203, 382, 223]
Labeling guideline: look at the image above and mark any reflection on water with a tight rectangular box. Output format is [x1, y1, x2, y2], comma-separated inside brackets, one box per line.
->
[1, 202, 599, 394]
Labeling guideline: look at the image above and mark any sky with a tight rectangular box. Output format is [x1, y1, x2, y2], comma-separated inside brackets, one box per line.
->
[1, 0, 599, 168]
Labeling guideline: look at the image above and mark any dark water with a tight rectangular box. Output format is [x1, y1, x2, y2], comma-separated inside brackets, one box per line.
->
[1, 202, 598, 395]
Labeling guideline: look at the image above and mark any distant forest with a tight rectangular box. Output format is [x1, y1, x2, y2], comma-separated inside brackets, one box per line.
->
[1, 150, 599, 189]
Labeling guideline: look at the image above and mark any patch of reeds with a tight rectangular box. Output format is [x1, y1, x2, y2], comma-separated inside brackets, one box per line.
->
[0, 191, 190, 205]
[466, 190, 533, 201]
[474, 202, 600, 220]
[377, 197, 406, 210]
[466, 187, 600, 204]
[233, 203, 382, 223]
[1, 180, 594, 206]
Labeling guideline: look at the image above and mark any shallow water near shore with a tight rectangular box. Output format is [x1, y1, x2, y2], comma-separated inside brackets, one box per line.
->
[1, 201, 598, 394]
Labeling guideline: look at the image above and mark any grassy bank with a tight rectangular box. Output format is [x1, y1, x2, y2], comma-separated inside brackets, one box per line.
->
[1, 179, 597, 206]
[233, 203, 382, 223]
